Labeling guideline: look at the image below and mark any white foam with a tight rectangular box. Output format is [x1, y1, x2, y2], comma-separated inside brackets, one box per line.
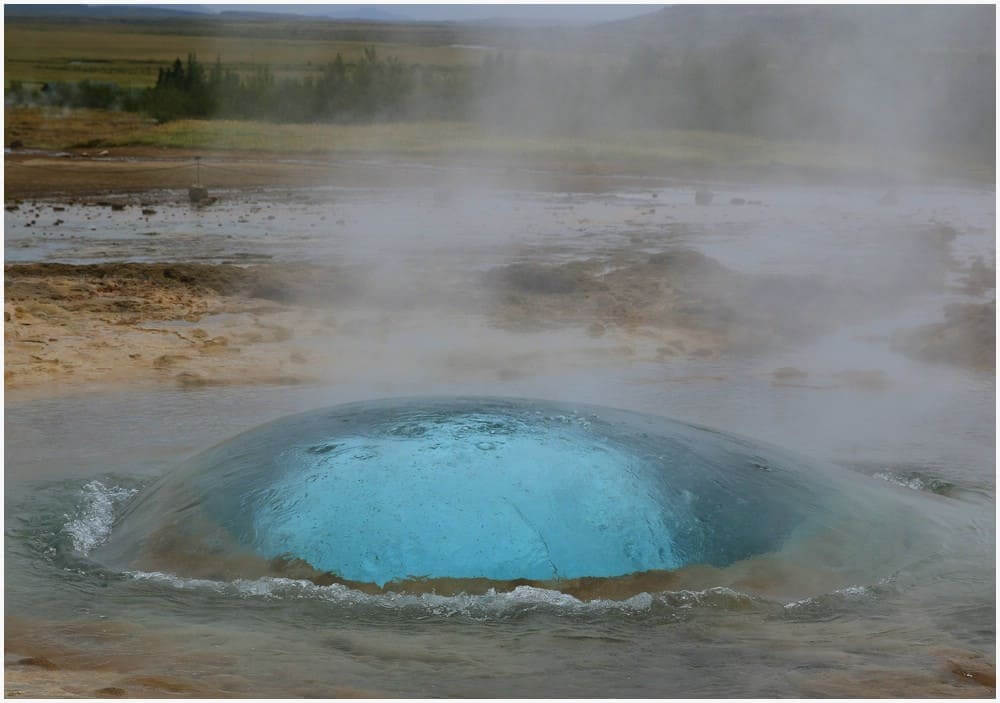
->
[782, 583, 883, 611]
[63, 480, 137, 555]
[127, 570, 229, 592]
[122, 570, 762, 617]
[874, 471, 929, 491]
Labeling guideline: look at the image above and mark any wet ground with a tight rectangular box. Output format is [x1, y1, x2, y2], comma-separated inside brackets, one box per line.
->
[4, 175, 996, 696]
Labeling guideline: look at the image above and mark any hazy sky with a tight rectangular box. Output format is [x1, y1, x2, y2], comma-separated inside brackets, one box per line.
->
[198, 4, 659, 24]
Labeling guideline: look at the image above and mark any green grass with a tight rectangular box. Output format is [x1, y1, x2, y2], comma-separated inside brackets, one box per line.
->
[7, 106, 989, 183]
[4, 22, 497, 89]
[86, 114, 989, 182]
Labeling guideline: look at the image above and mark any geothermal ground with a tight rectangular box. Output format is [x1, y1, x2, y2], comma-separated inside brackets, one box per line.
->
[4, 152, 995, 698]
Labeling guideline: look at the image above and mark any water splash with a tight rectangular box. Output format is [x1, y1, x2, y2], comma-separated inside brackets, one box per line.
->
[63, 480, 137, 555]
[123, 569, 771, 618]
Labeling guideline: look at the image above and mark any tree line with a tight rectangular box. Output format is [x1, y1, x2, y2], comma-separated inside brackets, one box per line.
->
[7, 50, 475, 123]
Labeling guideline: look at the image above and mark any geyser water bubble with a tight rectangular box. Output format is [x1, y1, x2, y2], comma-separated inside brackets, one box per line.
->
[95, 397, 945, 595]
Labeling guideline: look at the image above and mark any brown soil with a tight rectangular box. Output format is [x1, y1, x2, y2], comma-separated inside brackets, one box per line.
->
[3, 148, 669, 201]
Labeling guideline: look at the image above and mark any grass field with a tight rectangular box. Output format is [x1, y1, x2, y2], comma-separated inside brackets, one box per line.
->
[4, 20, 526, 88]
[6, 106, 990, 184]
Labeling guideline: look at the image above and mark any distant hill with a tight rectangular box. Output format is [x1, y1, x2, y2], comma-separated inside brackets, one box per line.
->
[4, 3, 413, 24]
[595, 4, 995, 53]
[4, 4, 210, 20]
[311, 6, 413, 23]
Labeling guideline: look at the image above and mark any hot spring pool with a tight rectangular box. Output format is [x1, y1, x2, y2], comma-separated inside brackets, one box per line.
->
[94, 396, 946, 595]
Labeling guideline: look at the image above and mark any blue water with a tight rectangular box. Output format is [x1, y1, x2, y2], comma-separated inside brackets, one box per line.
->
[253, 414, 680, 583]
[92, 396, 933, 590]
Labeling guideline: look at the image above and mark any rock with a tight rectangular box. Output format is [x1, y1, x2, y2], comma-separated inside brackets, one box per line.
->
[142, 208, 156, 216]
[772, 366, 807, 381]
[695, 189, 714, 206]
[188, 186, 209, 203]
[5, 205, 18, 211]
[8, 139, 23, 149]
[110, 203, 125, 212]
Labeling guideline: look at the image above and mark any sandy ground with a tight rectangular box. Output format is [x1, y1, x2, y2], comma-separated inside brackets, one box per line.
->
[4, 262, 347, 399]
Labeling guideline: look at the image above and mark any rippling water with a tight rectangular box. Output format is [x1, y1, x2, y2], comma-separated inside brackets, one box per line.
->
[5, 180, 995, 696]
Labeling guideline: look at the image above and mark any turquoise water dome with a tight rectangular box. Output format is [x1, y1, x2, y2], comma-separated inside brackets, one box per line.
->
[94, 397, 930, 590]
